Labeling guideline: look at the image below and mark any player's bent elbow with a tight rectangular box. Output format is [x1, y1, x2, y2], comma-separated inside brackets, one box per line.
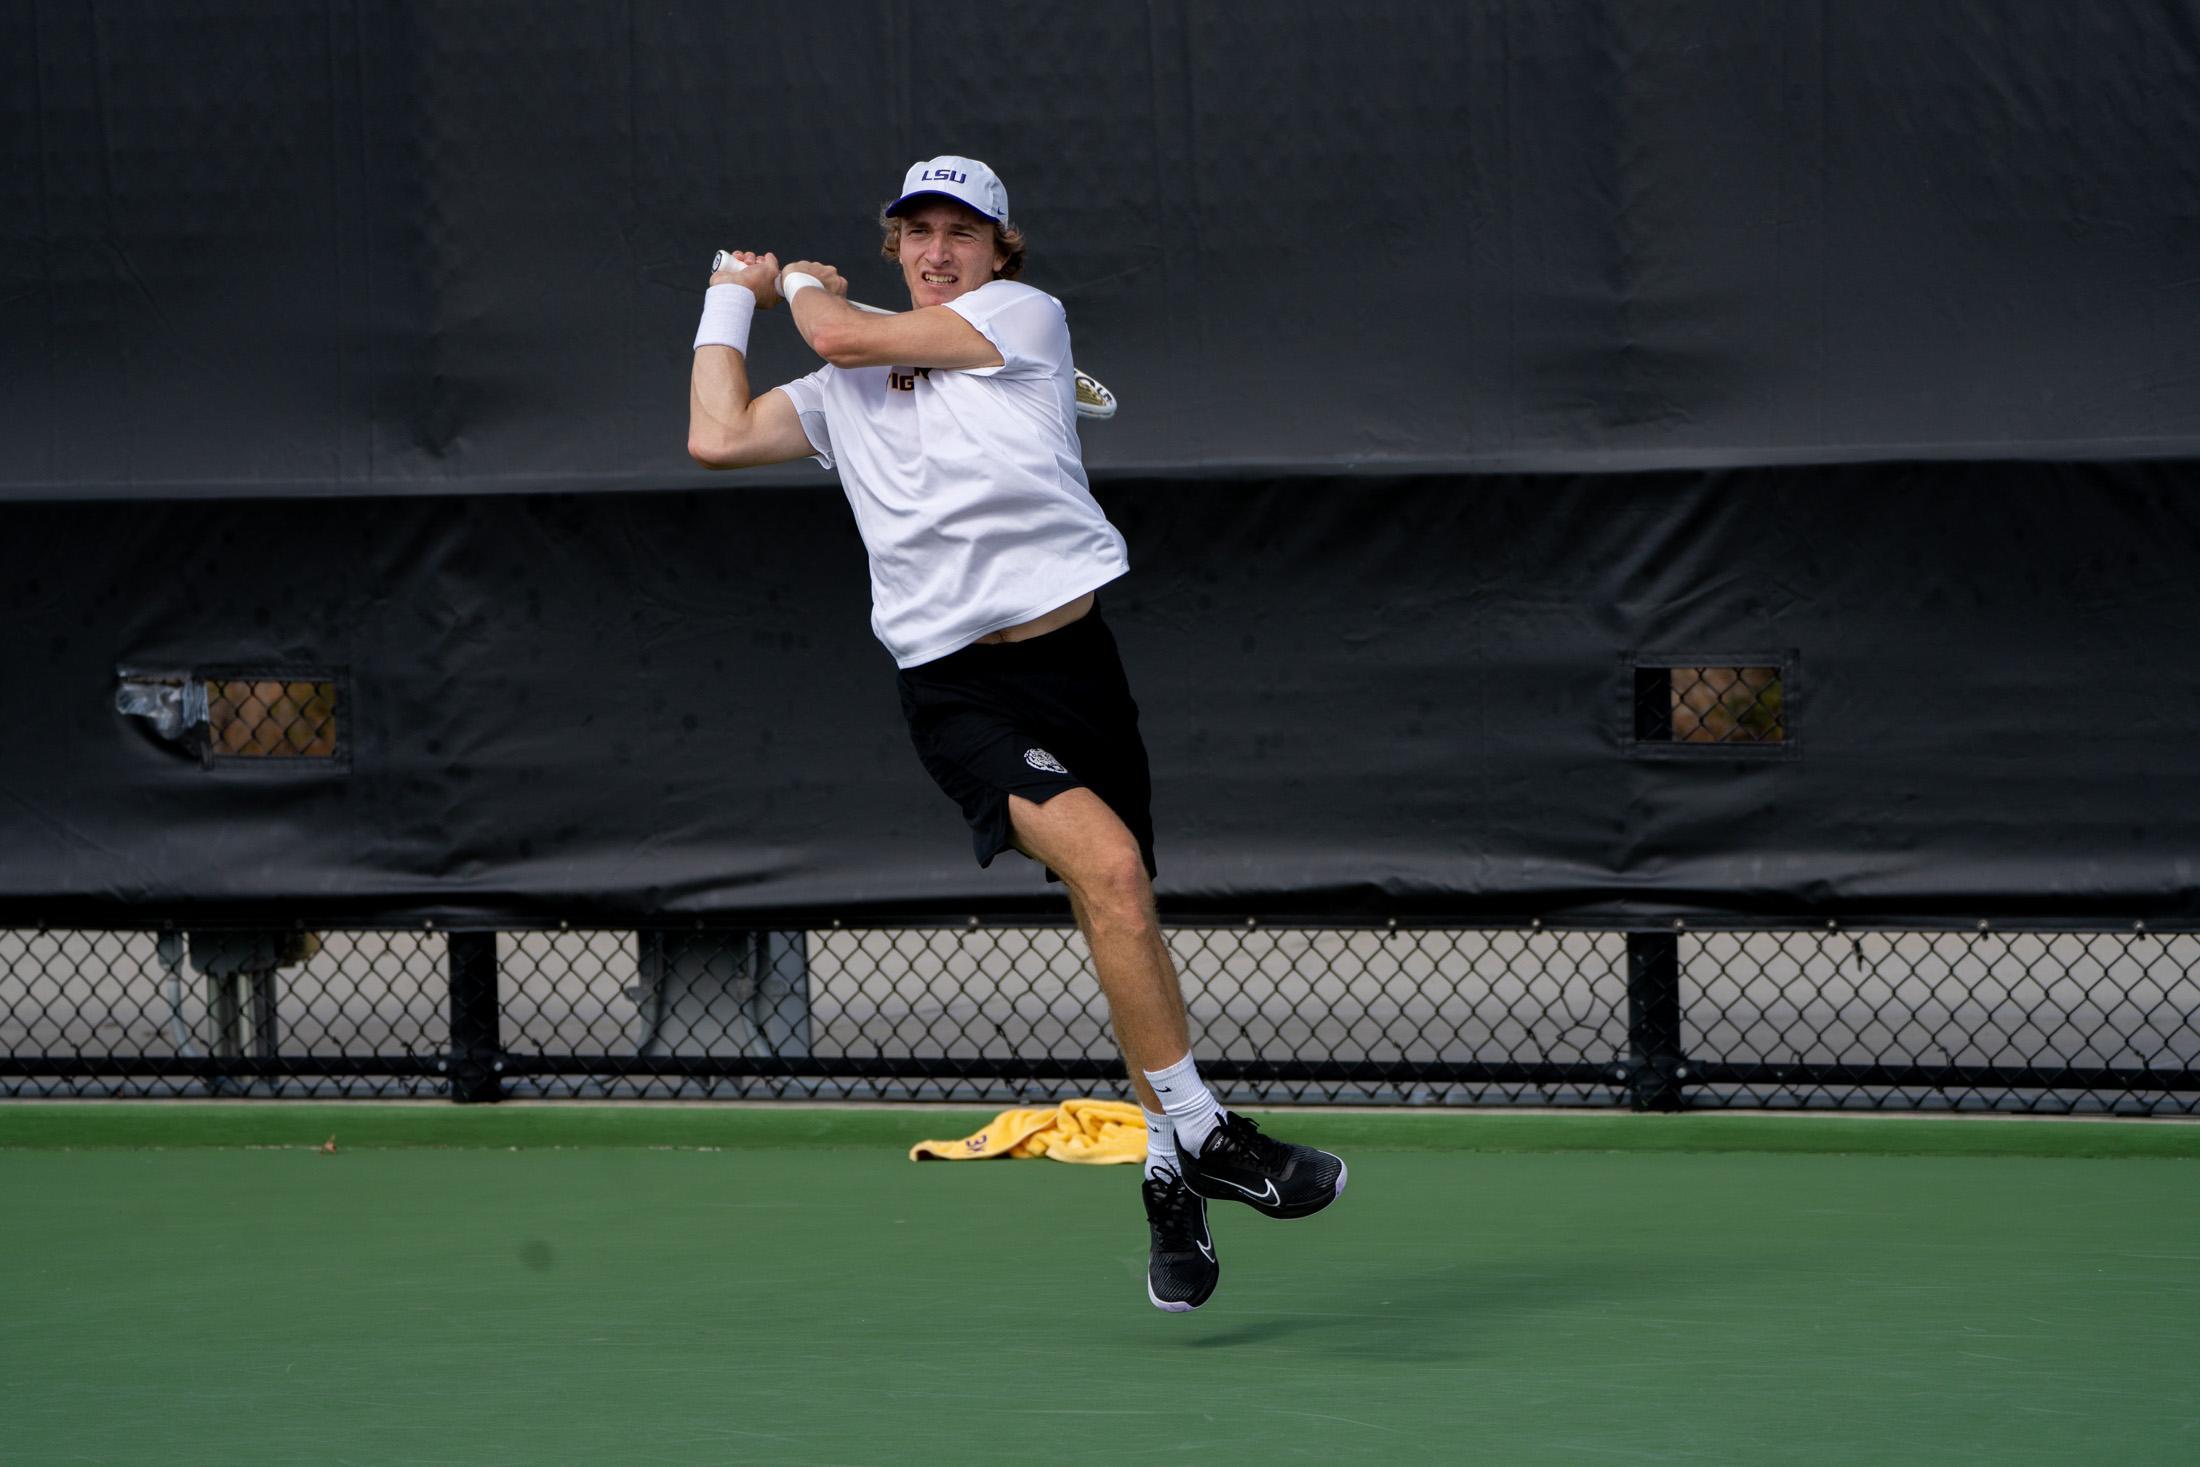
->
[687, 432, 744, 470]
[808, 321, 868, 370]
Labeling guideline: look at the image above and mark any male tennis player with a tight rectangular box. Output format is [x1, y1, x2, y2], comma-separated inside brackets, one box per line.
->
[685, 155, 1345, 1311]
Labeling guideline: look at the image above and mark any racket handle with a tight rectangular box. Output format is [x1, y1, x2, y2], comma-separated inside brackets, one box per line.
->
[713, 245, 1114, 417]
[716, 249, 879, 307]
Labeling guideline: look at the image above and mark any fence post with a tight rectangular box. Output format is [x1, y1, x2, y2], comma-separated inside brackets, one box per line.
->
[1625, 931, 1688, 1111]
[447, 931, 503, 1104]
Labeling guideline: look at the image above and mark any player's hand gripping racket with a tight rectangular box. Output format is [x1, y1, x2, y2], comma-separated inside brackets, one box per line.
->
[712, 249, 1117, 420]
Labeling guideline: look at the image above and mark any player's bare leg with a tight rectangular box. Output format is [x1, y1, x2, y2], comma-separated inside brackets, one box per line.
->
[1007, 789, 1186, 1111]
[1010, 788, 1221, 1310]
[1010, 792, 1349, 1228]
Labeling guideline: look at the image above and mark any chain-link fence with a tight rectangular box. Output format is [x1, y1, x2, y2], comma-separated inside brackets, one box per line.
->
[2, 923, 2195, 1113]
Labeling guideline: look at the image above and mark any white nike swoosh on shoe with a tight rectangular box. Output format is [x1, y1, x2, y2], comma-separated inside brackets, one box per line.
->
[1196, 1238, 1214, 1262]
[1211, 1176, 1281, 1206]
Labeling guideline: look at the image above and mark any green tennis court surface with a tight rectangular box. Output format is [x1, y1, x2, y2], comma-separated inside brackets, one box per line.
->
[5, 1108, 2197, 1465]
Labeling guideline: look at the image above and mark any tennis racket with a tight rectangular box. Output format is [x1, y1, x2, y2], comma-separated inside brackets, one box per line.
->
[712, 249, 1117, 420]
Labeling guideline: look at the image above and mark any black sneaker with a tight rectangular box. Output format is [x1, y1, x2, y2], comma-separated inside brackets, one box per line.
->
[1177, 1112, 1347, 1220]
[1142, 1165, 1219, 1312]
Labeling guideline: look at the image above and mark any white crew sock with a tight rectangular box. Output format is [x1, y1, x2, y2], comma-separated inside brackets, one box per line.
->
[1141, 1108, 1178, 1183]
[1142, 1051, 1226, 1157]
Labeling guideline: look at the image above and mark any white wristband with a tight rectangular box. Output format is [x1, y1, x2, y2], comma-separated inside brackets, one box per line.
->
[692, 283, 756, 352]
[781, 271, 824, 303]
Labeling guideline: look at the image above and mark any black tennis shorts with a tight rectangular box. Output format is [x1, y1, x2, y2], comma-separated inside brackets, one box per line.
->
[896, 604, 1156, 881]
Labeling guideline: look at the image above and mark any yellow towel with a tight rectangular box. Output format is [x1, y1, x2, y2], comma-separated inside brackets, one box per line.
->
[909, 1098, 1147, 1164]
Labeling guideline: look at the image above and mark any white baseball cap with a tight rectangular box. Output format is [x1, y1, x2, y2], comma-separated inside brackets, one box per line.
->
[886, 155, 1010, 226]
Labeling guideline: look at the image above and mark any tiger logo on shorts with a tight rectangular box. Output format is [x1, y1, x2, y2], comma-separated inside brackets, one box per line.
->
[1023, 747, 1069, 775]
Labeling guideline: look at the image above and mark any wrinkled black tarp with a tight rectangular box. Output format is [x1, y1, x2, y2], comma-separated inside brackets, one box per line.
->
[7, 464, 2199, 926]
[10, 2, 2200, 499]
[9, 3, 2200, 924]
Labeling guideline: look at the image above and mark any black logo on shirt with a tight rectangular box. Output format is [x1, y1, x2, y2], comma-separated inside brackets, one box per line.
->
[888, 367, 933, 393]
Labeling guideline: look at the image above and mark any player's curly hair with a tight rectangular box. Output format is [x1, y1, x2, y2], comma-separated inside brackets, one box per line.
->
[878, 207, 1027, 281]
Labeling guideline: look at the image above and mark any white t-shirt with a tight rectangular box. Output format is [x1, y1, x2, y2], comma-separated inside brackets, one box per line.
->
[774, 280, 1129, 668]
